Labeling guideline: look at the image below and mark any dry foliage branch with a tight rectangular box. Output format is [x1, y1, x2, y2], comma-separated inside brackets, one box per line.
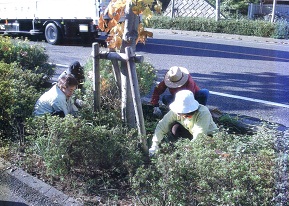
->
[99, 0, 162, 49]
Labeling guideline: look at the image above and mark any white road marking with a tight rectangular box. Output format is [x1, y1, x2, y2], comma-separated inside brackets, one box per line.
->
[50, 63, 69, 67]
[210, 91, 289, 109]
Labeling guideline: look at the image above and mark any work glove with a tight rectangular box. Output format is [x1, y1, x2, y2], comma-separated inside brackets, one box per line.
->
[153, 107, 162, 117]
[75, 99, 85, 108]
[149, 144, 159, 157]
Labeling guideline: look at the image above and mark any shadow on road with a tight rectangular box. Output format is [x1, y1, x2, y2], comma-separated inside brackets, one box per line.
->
[137, 38, 289, 62]
[0, 201, 28, 206]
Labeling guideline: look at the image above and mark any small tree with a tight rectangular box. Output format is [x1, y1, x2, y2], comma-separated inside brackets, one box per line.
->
[98, 0, 161, 129]
[99, 0, 162, 50]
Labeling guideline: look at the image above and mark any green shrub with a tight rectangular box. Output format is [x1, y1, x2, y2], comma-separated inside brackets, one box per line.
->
[135, 61, 156, 95]
[0, 36, 55, 82]
[0, 62, 43, 141]
[132, 127, 276, 205]
[253, 20, 276, 37]
[18, 56, 156, 199]
[26, 114, 143, 179]
[145, 16, 279, 38]
[0, 36, 56, 142]
[273, 20, 289, 39]
[81, 58, 156, 113]
[146, 15, 172, 29]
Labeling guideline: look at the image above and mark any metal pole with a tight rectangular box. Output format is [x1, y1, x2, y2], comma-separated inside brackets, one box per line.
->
[215, 0, 220, 21]
[271, 0, 277, 23]
[171, 0, 175, 18]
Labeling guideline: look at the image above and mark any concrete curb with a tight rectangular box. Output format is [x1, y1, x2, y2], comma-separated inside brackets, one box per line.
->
[274, 128, 289, 204]
[0, 158, 83, 206]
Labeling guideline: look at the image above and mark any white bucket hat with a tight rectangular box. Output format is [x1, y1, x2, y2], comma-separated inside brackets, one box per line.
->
[169, 90, 200, 114]
[164, 66, 189, 88]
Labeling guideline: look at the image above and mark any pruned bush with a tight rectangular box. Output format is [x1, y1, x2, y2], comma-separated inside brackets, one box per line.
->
[0, 62, 43, 141]
[0, 36, 56, 142]
[0, 36, 55, 84]
[132, 127, 277, 205]
[145, 16, 282, 38]
[274, 20, 289, 39]
[27, 113, 142, 185]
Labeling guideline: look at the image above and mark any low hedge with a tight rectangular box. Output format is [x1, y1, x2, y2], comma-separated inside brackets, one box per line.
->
[146, 15, 288, 39]
[0, 62, 43, 141]
[0, 36, 55, 85]
[0, 36, 55, 141]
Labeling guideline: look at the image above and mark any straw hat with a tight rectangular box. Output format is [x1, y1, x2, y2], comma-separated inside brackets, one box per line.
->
[164, 66, 189, 88]
[169, 90, 200, 114]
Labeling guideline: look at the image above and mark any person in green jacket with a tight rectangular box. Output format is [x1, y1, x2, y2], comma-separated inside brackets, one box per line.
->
[149, 89, 218, 156]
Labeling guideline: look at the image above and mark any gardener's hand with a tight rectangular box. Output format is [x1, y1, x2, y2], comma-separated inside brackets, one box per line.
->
[149, 144, 159, 157]
[149, 147, 156, 157]
[75, 99, 86, 108]
[153, 107, 162, 117]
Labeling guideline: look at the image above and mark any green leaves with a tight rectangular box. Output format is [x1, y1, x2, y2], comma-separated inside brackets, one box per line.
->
[0, 62, 43, 140]
[27, 114, 143, 178]
[146, 16, 278, 38]
[132, 128, 277, 205]
[0, 36, 54, 78]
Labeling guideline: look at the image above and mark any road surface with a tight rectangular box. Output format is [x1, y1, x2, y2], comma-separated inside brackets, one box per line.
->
[41, 29, 289, 127]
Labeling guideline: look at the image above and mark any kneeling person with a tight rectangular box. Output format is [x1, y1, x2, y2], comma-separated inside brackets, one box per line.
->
[33, 74, 79, 117]
[149, 90, 218, 156]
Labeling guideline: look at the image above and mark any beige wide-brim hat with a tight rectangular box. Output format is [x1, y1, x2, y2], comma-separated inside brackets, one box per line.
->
[164, 66, 189, 88]
[170, 90, 200, 114]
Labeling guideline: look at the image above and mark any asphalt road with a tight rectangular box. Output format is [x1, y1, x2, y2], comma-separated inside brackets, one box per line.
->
[0, 186, 29, 206]
[41, 28, 289, 127]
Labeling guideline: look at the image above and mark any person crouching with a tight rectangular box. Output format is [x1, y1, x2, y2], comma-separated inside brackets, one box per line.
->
[149, 90, 218, 156]
[33, 74, 79, 117]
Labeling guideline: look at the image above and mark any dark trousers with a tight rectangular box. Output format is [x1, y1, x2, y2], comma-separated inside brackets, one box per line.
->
[51, 111, 65, 118]
[170, 122, 193, 141]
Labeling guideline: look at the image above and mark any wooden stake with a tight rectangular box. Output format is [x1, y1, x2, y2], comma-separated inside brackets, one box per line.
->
[125, 47, 148, 152]
[92, 43, 100, 112]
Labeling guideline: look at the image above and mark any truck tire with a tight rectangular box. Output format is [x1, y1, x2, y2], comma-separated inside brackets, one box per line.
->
[45, 23, 62, 45]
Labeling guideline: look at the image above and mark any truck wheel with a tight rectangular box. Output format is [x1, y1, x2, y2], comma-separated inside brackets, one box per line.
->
[45, 23, 62, 45]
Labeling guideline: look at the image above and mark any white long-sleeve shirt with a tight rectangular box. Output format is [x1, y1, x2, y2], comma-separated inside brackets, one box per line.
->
[33, 85, 78, 116]
[151, 105, 218, 151]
